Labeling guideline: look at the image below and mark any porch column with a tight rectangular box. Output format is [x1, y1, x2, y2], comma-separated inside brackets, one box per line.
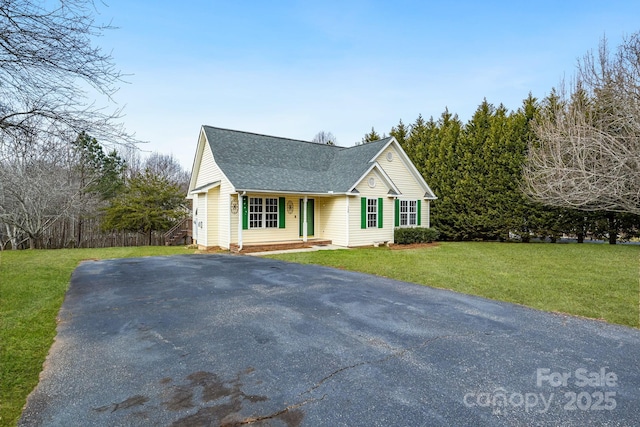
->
[237, 194, 243, 251]
[302, 195, 308, 243]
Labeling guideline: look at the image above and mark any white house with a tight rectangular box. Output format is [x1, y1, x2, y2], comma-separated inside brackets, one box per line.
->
[187, 126, 436, 251]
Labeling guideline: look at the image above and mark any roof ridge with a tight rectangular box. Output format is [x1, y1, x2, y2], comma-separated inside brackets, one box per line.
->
[202, 125, 343, 149]
[336, 136, 392, 151]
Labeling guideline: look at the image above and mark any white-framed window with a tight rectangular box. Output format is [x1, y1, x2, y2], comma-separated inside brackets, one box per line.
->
[249, 197, 263, 228]
[265, 198, 279, 228]
[367, 198, 378, 228]
[400, 200, 418, 226]
[249, 197, 279, 228]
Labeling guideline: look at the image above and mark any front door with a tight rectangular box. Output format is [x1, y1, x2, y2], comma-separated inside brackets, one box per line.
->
[299, 199, 314, 237]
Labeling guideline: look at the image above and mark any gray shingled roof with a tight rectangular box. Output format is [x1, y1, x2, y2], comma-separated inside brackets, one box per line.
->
[202, 126, 393, 193]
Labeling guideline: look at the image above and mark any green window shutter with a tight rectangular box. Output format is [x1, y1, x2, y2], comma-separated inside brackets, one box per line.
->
[378, 198, 383, 228]
[361, 197, 367, 229]
[394, 199, 400, 227]
[417, 199, 422, 226]
[278, 197, 286, 228]
[242, 196, 248, 230]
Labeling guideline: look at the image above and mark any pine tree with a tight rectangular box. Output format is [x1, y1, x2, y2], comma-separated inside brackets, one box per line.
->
[102, 168, 186, 245]
[447, 100, 494, 240]
[427, 110, 464, 239]
[361, 127, 382, 144]
[72, 132, 125, 200]
[390, 119, 409, 146]
[384, 93, 637, 243]
[71, 132, 125, 245]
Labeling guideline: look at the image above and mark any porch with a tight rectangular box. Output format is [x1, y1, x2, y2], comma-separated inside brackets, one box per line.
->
[230, 238, 332, 253]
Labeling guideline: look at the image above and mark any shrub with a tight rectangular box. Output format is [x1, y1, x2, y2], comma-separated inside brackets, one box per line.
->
[394, 227, 440, 244]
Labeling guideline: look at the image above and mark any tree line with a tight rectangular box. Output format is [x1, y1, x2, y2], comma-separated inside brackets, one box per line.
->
[356, 34, 640, 244]
[381, 96, 638, 243]
[0, 131, 189, 249]
[2, 1, 637, 247]
[0, 1, 190, 250]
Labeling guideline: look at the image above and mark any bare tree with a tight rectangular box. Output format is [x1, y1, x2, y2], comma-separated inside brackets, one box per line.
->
[143, 152, 190, 193]
[0, 0, 136, 248]
[524, 34, 640, 215]
[118, 144, 143, 179]
[0, 0, 133, 144]
[0, 122, 126, 249]
[312, 131, 337, 145]
[0, 131, 83, 248]
[117, 150, 189, 187]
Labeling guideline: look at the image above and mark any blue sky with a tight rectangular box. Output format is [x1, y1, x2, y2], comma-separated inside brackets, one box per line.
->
[96, 0, 640, 169]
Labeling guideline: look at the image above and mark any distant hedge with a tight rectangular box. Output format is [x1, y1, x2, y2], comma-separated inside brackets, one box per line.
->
[394, 227, 440, 244]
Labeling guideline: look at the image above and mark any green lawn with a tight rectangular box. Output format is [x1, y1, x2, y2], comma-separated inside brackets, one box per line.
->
[1, 243, 638, 426]
[0, 246, 196, 427]
[267, 242, 640, 328]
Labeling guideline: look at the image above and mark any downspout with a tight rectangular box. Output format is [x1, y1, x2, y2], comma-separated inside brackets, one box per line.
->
[238, 191, 246, 251]
[227, 193, 231, 249]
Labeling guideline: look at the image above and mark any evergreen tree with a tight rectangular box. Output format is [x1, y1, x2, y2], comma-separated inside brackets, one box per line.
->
[589, 212, 640, 244]
[102, 168, 186, 245]
[424, 110, 464, 240]
[505, 94, 549, 241]
[361, 127, 382, 144]
[456, 100, 495, 239]
[390, 119, 409, 146]
[71, 132, 125, 245]
[386, 93, 636, 243]
[406, 114, 429, 165]
[72, 131, 125, 200]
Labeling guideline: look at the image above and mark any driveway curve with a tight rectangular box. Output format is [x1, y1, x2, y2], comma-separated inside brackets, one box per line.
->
[19, 254, 640, 426]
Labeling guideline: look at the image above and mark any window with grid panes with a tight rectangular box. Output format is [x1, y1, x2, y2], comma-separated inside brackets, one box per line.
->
[367, 198, 377, 228]
[249, 197, 280, 228]
[249, 198, 263, 228]
[264, 198, 278, 228]
[400, 200, 417, 226]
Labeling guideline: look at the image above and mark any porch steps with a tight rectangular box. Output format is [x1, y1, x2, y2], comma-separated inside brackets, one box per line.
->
[164, 218, 193, 246]
[230, 239, 332, 254]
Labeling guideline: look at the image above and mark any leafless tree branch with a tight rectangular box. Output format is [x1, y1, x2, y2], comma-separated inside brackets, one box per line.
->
[524, 33, 640, 215]
[0, 0, 134, 144]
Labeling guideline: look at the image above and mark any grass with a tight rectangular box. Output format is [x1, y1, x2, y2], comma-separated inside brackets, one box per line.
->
[1, 242, 638, 426]
[267, 242, 640, 328]
[0, 246, 196, 427]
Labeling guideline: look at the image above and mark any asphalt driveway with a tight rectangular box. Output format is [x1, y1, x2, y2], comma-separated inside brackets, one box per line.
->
[20, 254, 640, 426]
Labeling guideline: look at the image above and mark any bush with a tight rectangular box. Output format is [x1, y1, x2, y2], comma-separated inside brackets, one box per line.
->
[394, 227, 440, 244]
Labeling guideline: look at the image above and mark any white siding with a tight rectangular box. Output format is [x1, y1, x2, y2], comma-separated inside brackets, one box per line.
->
[191, 139, 234, 249]
[347, 170, 395, 246]
[207, 187, 219, 246]
[376, 144, 426, 197]
[192, 136, 431, 249]
[195, 144, 223, 188]
[231, 194, 308, 244]
[424, 200, 430, 228]
[217, 181, 233, 249]
[191, 194, 199, 244]
[196, 194, 208, 247]
[318, 196, 347, 246]
[376, 143, 431, 229]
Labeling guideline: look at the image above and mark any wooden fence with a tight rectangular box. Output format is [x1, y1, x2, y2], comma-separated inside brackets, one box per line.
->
[1, 216, 189, 250]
